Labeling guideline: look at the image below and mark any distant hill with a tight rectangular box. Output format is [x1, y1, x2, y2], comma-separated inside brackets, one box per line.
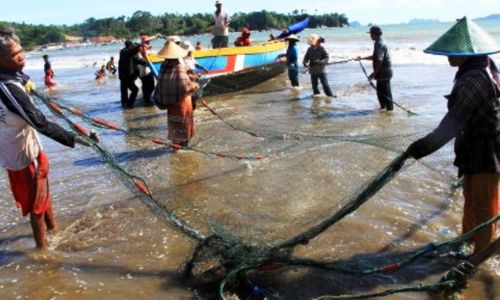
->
[475, 14, 500, 21]
[408, 18, 440, 25]
[349, 21, 362, 28]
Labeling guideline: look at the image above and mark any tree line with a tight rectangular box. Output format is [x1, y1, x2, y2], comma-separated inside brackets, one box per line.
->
[1, 10, 349, 50]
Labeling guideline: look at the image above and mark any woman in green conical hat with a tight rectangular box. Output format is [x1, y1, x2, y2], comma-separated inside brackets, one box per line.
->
[405, 17, 500, 256]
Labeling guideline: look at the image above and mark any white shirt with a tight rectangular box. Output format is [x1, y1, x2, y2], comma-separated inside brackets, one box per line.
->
[213, 10, 230, 36]
[0, 81, 41, 170]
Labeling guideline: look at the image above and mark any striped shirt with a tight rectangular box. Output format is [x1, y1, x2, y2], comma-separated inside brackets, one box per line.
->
[415, 69, 500, 176]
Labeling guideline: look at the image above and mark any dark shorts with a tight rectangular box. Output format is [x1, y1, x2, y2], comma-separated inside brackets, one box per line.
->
[212, 36, 228, 48]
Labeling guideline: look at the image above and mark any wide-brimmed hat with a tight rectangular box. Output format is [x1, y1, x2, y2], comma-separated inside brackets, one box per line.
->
[141, 35, 153, 43]
[424, 17, 500, 56]
[157, 41, 188, 59]
[285, 34, 300, 42]
[307, 34, 319, 45]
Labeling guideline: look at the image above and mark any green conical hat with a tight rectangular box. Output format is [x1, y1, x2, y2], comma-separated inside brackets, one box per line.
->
[424, 17, 500, 56]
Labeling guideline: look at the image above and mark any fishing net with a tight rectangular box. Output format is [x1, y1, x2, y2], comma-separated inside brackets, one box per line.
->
[30, 64, 487, 299]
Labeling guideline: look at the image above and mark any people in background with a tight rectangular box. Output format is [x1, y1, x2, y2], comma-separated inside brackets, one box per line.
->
[284, 34, 300, 88]
[303, 34, 333, 97]
[153, 41, 199, 147]
[138, 35, 155, 104]
[234, 28, 252, 47]
[42, 54, 57, 88]
[181, 41, 209, 110]
[0, 27, 98, 250]
[405, 18, 500, 256]
[105, 56, 117, 74]
[356, 26, 393, 111]
[118, 40, 142, 108]
[195, 41, 202, 51]
[210, 0, 230, 48]
[95, 65, 106, 81]
[181, 41, 209, 75]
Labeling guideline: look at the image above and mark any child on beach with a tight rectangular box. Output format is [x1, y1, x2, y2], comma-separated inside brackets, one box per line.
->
[43, 54, 57, 88]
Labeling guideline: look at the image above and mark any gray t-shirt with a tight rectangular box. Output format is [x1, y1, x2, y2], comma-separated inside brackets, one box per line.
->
[373, 38, 392, 81]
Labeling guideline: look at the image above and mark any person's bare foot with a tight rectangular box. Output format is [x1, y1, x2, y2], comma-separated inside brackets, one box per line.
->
[47, 225, 58, 235]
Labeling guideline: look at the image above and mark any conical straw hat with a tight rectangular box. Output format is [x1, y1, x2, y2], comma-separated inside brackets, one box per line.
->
[424, 17, 500, 56]
[157, 41, 188, 59]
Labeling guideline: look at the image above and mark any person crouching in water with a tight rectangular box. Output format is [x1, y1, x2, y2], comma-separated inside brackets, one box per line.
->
[303, 34, 333, 97]
[95, 65, 106, 81]
[153, 41, 199, 147]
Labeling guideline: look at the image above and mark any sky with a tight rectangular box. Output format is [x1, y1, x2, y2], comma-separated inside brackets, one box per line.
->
[0, 0, 498, 26]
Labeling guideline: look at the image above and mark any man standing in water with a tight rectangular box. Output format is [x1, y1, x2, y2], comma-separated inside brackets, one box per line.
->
[210, 0, 230, 48]
[0, 27, 98, 250]
[356, 26, 393, 111]
[405, 17, 500, 255]
[118, 40, 141, 108]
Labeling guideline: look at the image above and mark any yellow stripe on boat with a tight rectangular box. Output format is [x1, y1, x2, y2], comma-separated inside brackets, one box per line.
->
[148, 41, 288, 63]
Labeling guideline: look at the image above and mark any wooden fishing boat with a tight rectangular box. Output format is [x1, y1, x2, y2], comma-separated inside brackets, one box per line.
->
[146, 41, 288, 97]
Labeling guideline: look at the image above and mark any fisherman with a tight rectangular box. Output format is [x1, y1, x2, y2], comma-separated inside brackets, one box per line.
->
[210, 0, 230, 48]
[405, 17, 500, 256]
[234, 28, 251, 47]
[105, 56, 117, 74]
[181, 41, 208, 110]
[42, 54, 57, 88]
[138, 35, 155, 105]
[356, 26, 393, 111]
[0, 27, 98, 250]
[118, 40, 142, 108]
[284, 34, 300, 88]
[153, 41, 199, 147]
[303, 34, 333, 97]
[181, 41, 209, 75]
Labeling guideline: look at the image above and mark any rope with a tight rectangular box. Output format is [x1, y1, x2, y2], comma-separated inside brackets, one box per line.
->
[217, 213, 500, 299]
[32, 90, 271, 161]
[358, 61, 418, 116]
[33, 90, 206, 242]
[274, 153, 410, 250]
[302, 58, 354, 73]
[312, 281, 455, 300]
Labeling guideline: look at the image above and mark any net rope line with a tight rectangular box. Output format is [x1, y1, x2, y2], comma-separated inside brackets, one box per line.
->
[35, 88, 458, 248]
[32, 90, 205, 242]
[358, 61, 418, 116]
[32, 90, 275, 161]
[218, 213, 500, 299]
[32, 88, 474, 299]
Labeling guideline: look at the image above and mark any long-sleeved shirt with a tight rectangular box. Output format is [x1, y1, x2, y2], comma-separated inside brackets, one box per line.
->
[0, 68, 75, 170]
[286, 43, 299, 66]
[118, 46, 141, 80]
[303, 46, 329, 76]
[411, 68, 500, 176]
